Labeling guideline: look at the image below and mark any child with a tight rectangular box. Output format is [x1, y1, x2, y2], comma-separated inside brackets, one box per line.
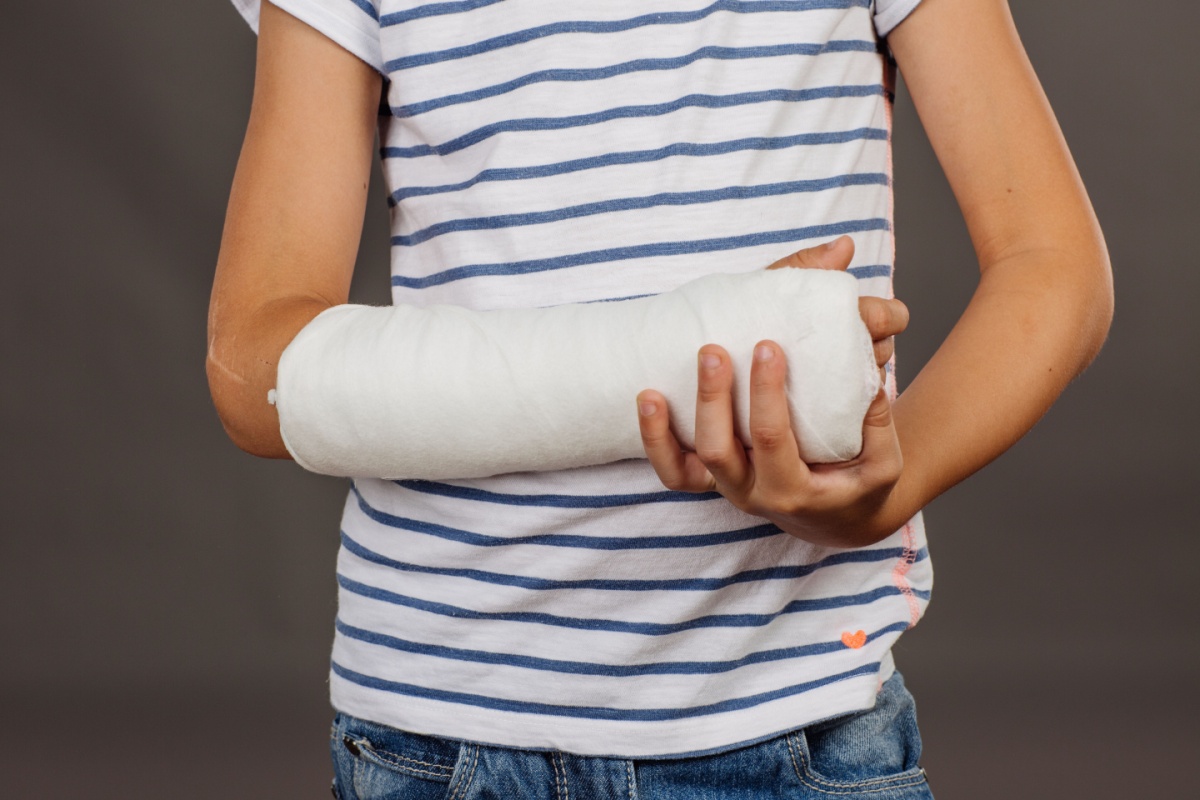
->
[210, 1, 1112, 797]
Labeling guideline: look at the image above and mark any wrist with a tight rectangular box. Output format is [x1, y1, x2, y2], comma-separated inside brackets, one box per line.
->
[767, 458, 926, 548]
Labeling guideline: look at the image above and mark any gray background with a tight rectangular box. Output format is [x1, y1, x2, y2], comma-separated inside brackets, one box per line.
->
[1, 1, 1196, 797]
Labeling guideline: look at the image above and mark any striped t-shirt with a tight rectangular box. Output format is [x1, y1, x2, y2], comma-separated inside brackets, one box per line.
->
[232, 0, 932, 758]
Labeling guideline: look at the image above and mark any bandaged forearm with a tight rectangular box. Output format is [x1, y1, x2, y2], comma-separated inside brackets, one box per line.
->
[271, 269, 880, 480]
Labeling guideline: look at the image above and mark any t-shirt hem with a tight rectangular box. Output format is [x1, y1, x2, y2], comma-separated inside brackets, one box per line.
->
[874, 0, 923, 37]
[230, 0, 385, 74]
[329, 651, 896, 759]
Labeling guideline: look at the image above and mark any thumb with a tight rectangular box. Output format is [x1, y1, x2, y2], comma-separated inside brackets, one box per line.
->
[766, 235, 855, 271]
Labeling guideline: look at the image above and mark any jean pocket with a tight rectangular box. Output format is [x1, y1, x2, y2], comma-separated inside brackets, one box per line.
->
[785, 673, 931, 797]
[331, 714, 476, 800]
[787, 729, 929, 797]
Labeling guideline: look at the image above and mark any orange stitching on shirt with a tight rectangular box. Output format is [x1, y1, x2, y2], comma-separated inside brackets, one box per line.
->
[891, 520, 921, 628]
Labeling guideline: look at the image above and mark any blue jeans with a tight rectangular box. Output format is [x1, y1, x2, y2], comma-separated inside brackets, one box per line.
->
[330, 671, 932, 799]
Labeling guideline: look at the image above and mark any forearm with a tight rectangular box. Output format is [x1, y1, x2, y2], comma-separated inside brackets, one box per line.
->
[272, 268, 879, 480]
[635, 0, 1114, 548]
[214, 240, 890, 480]
[876, 0, 1115, 530]
[885, 242, 1113, 526]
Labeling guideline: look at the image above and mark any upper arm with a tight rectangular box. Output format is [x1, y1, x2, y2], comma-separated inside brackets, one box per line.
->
[210, 1, 382, 345]
[886, 0, 1107, 273]
[207, 1, 382, 456]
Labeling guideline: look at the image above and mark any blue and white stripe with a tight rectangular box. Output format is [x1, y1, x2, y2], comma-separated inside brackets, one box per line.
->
[232, 0, 930, 757]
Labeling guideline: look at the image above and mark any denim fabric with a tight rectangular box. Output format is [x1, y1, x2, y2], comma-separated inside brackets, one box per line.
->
[330, 671, 932, 799]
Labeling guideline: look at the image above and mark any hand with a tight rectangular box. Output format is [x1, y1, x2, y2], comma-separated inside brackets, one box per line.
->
[766, 236, 909, 379]
[635, 238, 910, 548]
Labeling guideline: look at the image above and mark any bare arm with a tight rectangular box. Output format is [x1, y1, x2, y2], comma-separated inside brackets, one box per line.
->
[637, 0, 1113, 546]
[883, 0, 1114, 522]
[207, 1, 381, 458]
[211, 5, 905, 468]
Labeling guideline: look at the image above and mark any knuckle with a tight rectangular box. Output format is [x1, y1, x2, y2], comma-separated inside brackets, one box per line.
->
[803, 482, 835, 508]
[773, 247, 825, 270]
[750, 375, 781, 394]
[659, 473, 688, 491]
[867, 302, 890, 336]
[863, 410, 891, 431]
[863, 400, 892, 428]
[637, 417, 667, 441]
[640, 430, 670, 450]
[759, 490, 801, 518]
[694, 446, 733, 468]
[780, 497, 807, 519]
[751, 360, 784, 389]
[789, 251, 819, 268]
[749, 425, 789, 450]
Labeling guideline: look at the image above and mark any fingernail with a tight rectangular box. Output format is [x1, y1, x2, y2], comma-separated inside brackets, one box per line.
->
[824, 236, 842, 250]
[755, 344, 774, 362]
[700, 353, 720, 370]
[639, 401, 657, 417]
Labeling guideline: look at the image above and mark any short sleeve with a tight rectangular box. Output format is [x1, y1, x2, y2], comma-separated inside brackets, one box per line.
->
[230, 0, 384, 74]
[873, 0, 923, 37]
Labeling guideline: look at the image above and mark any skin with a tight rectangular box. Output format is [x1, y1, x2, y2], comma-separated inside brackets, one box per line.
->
[209, 0, 1112, 550]
[636, 0, 1113, 547]
[208, 2, 906, 457]
[208, 1, 380, 458]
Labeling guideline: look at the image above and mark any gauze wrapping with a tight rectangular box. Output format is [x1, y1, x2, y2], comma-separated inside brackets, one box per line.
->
[273, 269, 880, 480]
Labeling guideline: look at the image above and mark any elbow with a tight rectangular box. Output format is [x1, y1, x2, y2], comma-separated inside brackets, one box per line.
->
[980, 231, 1115, 386]
[204, 293, 330, 461]
[1074, 238, 1115, 374]
[205, 352, 290, 460]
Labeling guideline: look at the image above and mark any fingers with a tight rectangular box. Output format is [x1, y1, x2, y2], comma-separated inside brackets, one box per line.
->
[766, 235, 855, 271]
[859, 296, 909, 341]
[746, 341, 806, 496]
[636, 390, 714, 492]
[641, 351, 904, 546]
[874, 339, 895, 369]
[693, 346, 752, 492]
[766, 240, 907, 367]
[805, 387, 903, 519]
[859, 296, 909, 368]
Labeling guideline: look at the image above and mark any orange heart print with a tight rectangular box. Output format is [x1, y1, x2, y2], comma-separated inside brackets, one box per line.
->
[841, 630, 867, 649]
